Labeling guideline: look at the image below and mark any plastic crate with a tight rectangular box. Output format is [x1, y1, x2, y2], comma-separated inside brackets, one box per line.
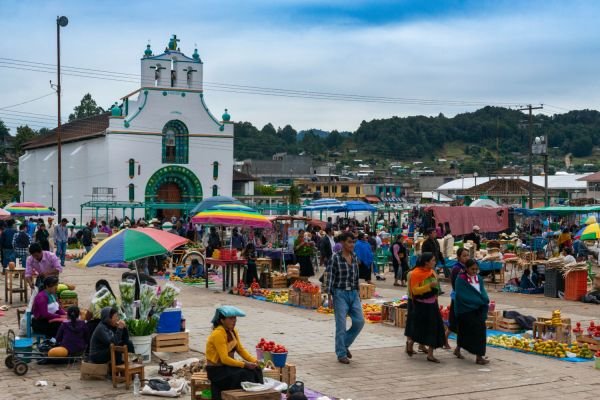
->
[564, 270, 588, 301]
[157, 309, 182, 333]
[544, 268, 564, 298]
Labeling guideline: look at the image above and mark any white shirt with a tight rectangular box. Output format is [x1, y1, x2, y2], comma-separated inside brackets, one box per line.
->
[467, 275, 481, 292]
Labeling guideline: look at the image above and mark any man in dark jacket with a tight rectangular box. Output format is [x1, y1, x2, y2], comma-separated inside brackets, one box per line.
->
[320, 227, 335, 267]
[463, 225, 481, 250]
[1, 220, 17, 273]
[421, 228, 445, 271]
[89, 307, 134, 364]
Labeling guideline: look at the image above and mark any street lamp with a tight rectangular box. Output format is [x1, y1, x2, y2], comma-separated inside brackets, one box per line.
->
[21, 181, 25, 202]
[50, 182, 54, 210]
[56, 15, 68, 221]
[474, 172, 479, 187]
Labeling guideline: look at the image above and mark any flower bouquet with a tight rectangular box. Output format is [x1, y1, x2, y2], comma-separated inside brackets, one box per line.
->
[119, 280, 136, 319]
[154, 283, 180, 315]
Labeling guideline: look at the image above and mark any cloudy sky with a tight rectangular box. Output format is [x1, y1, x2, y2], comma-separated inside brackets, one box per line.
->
[1, 0, 599, 134]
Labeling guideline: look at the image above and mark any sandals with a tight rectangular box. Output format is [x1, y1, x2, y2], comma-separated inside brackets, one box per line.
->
[454, 349, 465, 359]
[418, 345, 427, 353]
[427, 356, 441, 363]
[476, 358, 490, 365]
[405, 341, 416, 357]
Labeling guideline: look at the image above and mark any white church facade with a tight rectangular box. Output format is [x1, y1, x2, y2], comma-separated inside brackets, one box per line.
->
[19, 35, 234, 221]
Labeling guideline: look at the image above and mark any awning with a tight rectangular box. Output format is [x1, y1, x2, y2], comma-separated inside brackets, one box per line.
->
[364, 195, 381, 203]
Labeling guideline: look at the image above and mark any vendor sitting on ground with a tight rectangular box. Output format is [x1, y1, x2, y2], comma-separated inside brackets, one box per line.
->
[89, 306, 134, 364]
[187, 258, 205, 279]
[205, 306, 263, 400]
[519, 268, 536, 290]
[53, 305, 89, 356]
[31, 276, 67, 338]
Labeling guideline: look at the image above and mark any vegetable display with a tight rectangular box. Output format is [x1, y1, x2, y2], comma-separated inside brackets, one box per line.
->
[291, 280, 320, 293]
[257, 338, 287, 353]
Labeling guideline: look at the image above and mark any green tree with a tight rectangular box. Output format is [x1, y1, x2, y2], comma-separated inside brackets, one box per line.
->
[255, 184, 276, 196]
[288, 184, 301, 207]
[68, 93, 105, 121]
[14, 125, 38, 155]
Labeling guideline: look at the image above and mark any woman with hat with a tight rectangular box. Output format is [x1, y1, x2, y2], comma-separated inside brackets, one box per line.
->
[205, 306, 263, 399]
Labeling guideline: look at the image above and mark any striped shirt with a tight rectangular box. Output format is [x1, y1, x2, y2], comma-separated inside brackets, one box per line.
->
[326, 252, 359, 295]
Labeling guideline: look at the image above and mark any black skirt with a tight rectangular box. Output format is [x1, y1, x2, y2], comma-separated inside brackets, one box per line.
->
[404, 299, 415, 339]
[410, 299, 445, 349]
[359, 261, 372, 281]
[447, 299, 458, 333]
[457, 307, 487, 357]
[206, 365, 263, 400]
[297, 255, 314, 277]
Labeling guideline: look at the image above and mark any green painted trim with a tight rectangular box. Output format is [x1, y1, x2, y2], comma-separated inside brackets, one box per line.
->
[199, 93, 225, 131]
[124, 90, 149, 128]
[125, 98, 129, 116]
[145, 165, 203, 204]
[107, 131, 234, 138]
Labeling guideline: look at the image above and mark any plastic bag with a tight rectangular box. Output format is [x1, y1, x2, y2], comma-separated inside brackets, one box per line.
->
[119, 280, 136, 319]
[90, 287, 118, 319]
[154, 283, 180, 315]
[241, 377, 287, 392]
[139, 284, 157, 319]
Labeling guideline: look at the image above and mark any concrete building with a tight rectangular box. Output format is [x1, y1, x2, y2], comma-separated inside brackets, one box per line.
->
[19, 35, 233, 221]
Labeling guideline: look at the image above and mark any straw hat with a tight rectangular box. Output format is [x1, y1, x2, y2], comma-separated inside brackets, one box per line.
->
[149, 218, 160, 225]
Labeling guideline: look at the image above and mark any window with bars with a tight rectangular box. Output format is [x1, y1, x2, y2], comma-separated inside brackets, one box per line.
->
[162, 120, 189, 164]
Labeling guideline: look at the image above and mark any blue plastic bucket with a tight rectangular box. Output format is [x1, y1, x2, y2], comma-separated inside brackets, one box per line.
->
[271, 352, 288, 368]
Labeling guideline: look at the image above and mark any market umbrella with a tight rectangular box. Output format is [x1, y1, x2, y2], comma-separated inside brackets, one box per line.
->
[578, 223, 600, 241]
[4, 202, 54, 217]
[79, 227, 189, 267]
[0, 208, 11, 220]
[190, 196, 242, 215]
[301, 198, 345, 211]
[191, 203, 271, 229]
[333, 200, 377, 213]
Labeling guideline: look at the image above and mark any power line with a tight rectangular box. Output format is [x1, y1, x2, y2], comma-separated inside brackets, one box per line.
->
[0, 92, 55, 110]
[0, 57, 527, 107]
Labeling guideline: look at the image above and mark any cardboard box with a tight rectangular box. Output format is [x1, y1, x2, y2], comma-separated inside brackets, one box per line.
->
[221, 389, 280, 399]
[80, 361, 108, 380]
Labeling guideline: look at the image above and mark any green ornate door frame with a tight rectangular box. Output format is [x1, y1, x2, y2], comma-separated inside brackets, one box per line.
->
[145, 166, 203, 203]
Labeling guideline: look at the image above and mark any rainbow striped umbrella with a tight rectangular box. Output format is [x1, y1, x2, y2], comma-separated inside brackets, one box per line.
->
[191, 204, 271, 228]
[4, 202, 54, 217]
[578, 223, 600, 241]
[79, 227, 189, 267]
[0, 208, 10, 220]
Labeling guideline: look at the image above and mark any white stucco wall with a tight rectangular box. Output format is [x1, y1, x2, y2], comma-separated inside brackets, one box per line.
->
[19, 44, 234, 223]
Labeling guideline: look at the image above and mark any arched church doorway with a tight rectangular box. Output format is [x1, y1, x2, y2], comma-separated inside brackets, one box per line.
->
[145, 166, 203, 219]
[156, 182, 182, 219]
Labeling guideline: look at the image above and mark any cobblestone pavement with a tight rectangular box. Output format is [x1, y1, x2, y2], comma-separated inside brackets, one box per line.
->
[0, 263, 599, 400]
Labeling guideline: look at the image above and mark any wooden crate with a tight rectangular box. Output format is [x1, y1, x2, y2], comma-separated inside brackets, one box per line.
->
[263, 363, 296, 385]
[270, 274, 288, 289]
[496, 318, 523, 333]
[221, 389, 280, 399]
[288, 289, 300, 306]
[381, 304, 407, 328]
[533, 321, 571, 344]
[151, 332, 189, 352]
[359, 283, 376, 299]
[190, 371, 210, 400]
[486, 311, 501, 330]
[300, 291, 321, 309]
[576, 335, 600, 352]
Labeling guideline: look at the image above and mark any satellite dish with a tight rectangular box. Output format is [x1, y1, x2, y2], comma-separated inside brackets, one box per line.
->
[57, 16, 69, 27]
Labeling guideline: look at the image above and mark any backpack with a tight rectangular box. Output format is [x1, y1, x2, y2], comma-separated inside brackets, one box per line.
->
[14, 231, 31, 249]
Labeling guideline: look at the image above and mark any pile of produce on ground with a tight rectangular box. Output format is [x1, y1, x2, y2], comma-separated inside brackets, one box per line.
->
[173, 360, 206, 381]
[487, 335, 596, 359]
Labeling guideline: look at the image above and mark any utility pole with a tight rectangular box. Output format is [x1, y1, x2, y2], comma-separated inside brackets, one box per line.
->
[56, 16, 68, 221]
[518, 104, 543, 209]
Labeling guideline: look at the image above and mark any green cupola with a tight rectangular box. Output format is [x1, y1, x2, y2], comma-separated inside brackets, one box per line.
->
[192, 48, 200, 62]
[144, 44, 152, 58]
[222, 108, 231, 122]
[111, 102, 122, 117]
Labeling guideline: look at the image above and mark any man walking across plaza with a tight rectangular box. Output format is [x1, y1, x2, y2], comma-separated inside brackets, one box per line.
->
[1, 220, 17, 273]
[54, 218, 69, 267]
[326, 232, 365, 364]
[13, 223, 31, 269]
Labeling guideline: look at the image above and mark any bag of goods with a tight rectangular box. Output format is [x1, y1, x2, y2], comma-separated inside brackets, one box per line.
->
[90, 287, 118, 319]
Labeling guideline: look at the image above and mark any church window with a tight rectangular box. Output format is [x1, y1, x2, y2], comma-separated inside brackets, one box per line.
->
[128, 183, 135, 202]
[212, 185, 218, 196]
[213, 161, 219, 180]
[162, 120, 189, 164]
[128, 158, 135, 179]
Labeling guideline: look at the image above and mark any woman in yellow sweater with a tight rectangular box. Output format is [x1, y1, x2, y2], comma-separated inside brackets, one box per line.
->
[205, 306, 263, 400]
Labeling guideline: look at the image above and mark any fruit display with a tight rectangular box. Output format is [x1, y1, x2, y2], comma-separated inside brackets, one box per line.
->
[317, 306, 334, 315]
[291, 280, 320, 293]
[550, 310, 562, 326]
[257, 338, 287, 353]
[363, 303, 382, 322]
[487, 335, 595, 359]
[266, 291, 289, 304]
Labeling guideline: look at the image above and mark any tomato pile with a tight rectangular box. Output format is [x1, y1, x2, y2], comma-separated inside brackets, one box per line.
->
[573, 321, 600, 337]
[291, 280, 320, 293]
[257, 338, 287, 353]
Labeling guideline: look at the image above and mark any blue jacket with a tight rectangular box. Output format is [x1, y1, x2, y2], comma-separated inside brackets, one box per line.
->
[354, 240, 374, 267]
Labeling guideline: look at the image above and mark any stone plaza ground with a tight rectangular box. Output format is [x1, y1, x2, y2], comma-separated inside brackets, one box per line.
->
[1, 262, 599, 400]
